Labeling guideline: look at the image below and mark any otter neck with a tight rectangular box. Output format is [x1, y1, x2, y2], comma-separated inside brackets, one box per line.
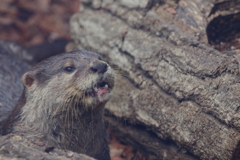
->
[13, 100, 106, 148]
[52, 108, 106, 151]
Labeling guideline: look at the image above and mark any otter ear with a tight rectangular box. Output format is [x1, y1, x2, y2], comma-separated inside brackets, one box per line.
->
[21, 72, 36, 88]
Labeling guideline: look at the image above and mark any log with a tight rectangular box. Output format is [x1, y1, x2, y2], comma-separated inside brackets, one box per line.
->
[0, 134, 95, 160]
[70, 0, 240, 159]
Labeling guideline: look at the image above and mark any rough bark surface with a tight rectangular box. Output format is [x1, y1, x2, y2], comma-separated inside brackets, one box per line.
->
[70, 0, 240, 159]
[0, 134, 95, 160]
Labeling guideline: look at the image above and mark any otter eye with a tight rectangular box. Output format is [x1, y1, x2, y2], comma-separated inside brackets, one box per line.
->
[64, 66, 76, 73]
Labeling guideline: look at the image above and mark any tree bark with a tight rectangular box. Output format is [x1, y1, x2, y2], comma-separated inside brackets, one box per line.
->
[70, 0, 240, 159]
[0, 134, 95, 160]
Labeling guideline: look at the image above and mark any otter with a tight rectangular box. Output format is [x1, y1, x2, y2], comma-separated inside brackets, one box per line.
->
[0, 50, 115, 160]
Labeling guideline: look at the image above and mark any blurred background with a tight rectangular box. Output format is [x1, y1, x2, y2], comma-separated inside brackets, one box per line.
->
[0, 0, 79, 46]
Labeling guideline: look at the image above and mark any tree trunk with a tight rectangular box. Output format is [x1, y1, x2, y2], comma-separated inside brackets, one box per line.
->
[70, 0, 240, 159]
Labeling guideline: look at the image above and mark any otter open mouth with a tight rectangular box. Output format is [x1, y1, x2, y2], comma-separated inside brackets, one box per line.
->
[85, 80, 113, 99]
[93, 81, 110, 97]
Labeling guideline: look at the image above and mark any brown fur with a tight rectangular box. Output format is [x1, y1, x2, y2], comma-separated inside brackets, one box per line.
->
[0, 50, 115, 160]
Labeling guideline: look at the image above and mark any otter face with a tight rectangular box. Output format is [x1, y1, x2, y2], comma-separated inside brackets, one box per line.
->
[21, 50, 115, 112]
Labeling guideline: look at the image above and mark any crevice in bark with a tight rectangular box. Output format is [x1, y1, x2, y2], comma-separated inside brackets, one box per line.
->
[207, 0, 240, 51]
[232, 141, 240, 160]
[105, 111, 201, 160]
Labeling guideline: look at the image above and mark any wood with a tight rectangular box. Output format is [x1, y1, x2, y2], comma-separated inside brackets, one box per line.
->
[0, 134, 95, 160]
[70, 0, 240, 159]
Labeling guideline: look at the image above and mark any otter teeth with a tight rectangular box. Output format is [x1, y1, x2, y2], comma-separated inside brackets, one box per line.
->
[92, 82, 109, 94]
[105, 84, 108, 89]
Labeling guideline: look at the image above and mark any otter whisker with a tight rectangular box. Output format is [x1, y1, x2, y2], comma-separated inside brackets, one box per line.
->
[82, 89, 86, 110]
[52, 96, 67, 118]
[113, 70, 128, 77]
[63, 90, 75, 131]
[52, 88, 73, 118]
[111, 90, 129, 100]
[71, 90, 79, 128]
[67, 89, 76, 122]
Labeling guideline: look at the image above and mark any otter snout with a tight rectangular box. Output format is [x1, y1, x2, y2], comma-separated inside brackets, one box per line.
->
[90, 61, 108, 74]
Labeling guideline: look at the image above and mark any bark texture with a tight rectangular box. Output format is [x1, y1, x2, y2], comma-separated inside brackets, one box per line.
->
[0, 134, 95, 160]
[70, 0, 240, 159]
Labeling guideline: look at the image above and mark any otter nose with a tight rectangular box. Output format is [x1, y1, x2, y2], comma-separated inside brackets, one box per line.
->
[90, 61, 108, 74]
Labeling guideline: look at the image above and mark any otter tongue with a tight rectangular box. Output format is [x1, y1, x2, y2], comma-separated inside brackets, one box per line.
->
[97, 87, 109, 96]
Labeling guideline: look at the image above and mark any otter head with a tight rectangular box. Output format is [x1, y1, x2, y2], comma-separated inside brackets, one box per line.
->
[16, 50, 115, 130]
[0, 50, 113, 159]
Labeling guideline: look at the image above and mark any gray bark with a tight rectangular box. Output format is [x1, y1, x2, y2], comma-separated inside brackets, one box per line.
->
[0, 134, 95, 160]
[70, 0, 240, 159]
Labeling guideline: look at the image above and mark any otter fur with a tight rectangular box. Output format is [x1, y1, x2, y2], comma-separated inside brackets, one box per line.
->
[0, 50, 115, 160]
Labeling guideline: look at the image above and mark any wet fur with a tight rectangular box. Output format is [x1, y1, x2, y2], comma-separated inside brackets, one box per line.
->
[0, 50, 114, 160]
